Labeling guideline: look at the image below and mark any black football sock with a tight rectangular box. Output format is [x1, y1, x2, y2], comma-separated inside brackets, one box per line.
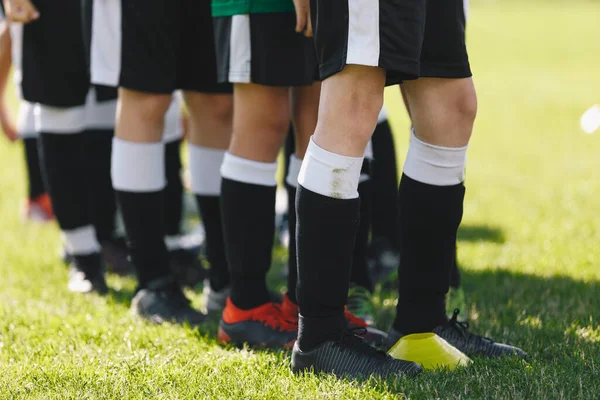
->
[349, 159, 374, 292]
[196, 195, 229, 291]
[296, 186, 359, 350]
[221, 177, 275, 309]
[164, 139, 183, 237]
[371, 119, 399, 247]
[38, 132, 90, 231]
[84, 129, 117, 242]
[112, 138, 171, 289]
[23, 138, 46, 199]
[393, 174, 465, 333]
[283, 125, 295, 181]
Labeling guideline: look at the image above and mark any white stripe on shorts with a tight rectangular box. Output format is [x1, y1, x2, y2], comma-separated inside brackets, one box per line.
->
[91, 0, 122, 87]
[228, 15, 251, 83]
[346, 0, 380, 67]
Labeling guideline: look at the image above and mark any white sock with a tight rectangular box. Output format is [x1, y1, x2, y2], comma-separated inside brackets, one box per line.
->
[403, 131, 468, 186]
[111, 138, 166, 192]
[62, 225, 101, 255]
[188, 144, 226, 195]
[298, 137, 363, 199]
[221, 153, 278, 186]
[285, 155, 303, 188]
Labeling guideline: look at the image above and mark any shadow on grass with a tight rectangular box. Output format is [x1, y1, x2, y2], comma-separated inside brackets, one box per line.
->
[374, 268, 600, 340]
[457, 225, 506, 244]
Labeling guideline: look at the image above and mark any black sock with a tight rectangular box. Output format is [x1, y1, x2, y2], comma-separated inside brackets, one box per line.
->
[164, 139, 183, 237]
[23, 138, 46, 199]
[84, 130, 116, 242]
[371, 120, 398, 248]
[38, 132, 90, 230]
[296, 186, 360, 351]
[196, 195, 229, 291]
[393, 174, 465, 334]
[286, 184, 298, 304]
[349, 160, 373, 292]
[117, 190, 170, 288]
[221, 178, 275, 309]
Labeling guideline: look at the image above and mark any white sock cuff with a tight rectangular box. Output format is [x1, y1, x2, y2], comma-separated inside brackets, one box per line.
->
[189, 144, 226, 195]
[111, 138, 166, 192]
[298, 137, 363, 199]
[220, 153, 278, 187]
[285, 155, 303, 188]
[403, 132, 468, 186]
[62, 226, 101, 255]
[377, 106, 388, 124]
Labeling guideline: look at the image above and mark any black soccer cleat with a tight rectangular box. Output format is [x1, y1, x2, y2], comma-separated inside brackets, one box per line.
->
[386, 309, 527, 359]
[292, 329, 422, 380]
[131, 278, 207, 325]
[434, 309, 527, 359]
[68, 253, 108, 294]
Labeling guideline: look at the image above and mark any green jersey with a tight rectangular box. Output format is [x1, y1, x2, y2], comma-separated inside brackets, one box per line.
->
[211, 0, 295, 17]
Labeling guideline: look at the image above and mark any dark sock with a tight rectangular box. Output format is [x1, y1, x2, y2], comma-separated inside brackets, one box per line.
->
[296, 186, 360, 351]
[84, 130, 116, 242]
[371, 120, 399, 248]
[23, 138, 46, 199]
[393, 174, 465, 334]
[164, 139, 183, 237]
[286, 184, 298, 304]
[221, 178, 275, 309]
[349, 160, 373, 292]
[196, 195, 229, 291]
[117, 190, 170, 288]
[38, 132, 91, 230]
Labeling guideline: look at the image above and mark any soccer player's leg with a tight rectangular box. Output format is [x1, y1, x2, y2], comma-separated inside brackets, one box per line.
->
[211, 11, 314, 348]
[92, 0, 206, 325]
[217, 82, 296, 349]
[291, 0, 422, 379]
[177, 1, 234, 313]
[386, 0, 525, 359]
[182, 91, 233, 311]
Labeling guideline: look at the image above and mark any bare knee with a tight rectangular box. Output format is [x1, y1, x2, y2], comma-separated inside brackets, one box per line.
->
[117, 89, 172, 142]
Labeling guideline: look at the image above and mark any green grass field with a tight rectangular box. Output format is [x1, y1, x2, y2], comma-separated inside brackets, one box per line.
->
[1, 2, 600, 399]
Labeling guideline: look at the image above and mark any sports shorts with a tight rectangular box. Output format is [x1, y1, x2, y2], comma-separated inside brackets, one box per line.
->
[213, 12, 319, 87]
[310, 0, 471, 85]
[88, 0, 232, 94]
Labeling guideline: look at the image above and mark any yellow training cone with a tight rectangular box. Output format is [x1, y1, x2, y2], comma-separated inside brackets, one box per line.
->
[388, 333, 471, 371]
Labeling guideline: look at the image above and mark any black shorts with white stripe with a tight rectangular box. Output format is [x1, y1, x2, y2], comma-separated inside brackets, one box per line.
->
[87, 0, 232, 94]
[310, 0, 471, 85]
[11, 0, 116, 107]
[213, 13, 319, 87]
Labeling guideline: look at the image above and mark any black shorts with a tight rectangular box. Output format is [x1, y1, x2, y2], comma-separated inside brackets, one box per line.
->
[310, 0, 471, 86]
[213, 13, 318, 87]
[88, 0, 231, 94]
[12, 0, 115, 107]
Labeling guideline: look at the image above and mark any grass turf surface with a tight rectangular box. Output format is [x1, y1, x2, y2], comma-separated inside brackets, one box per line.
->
[1, 2, 600, 399]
